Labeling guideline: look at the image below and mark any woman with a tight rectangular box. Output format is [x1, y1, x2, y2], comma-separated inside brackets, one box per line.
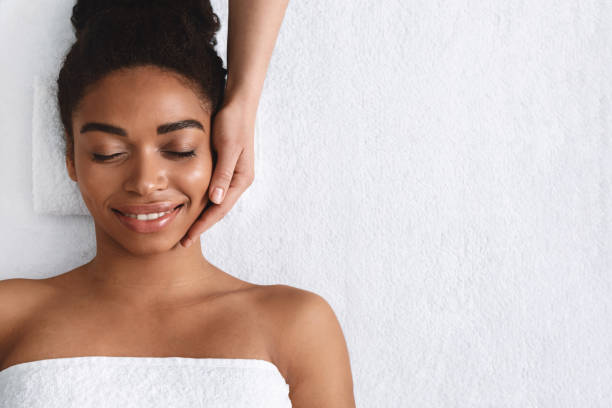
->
[0, 1, 356, 407]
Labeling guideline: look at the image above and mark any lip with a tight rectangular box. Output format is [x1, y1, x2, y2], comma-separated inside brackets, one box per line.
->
[112, 202, 182, 215]
[112, 203, 183, 233]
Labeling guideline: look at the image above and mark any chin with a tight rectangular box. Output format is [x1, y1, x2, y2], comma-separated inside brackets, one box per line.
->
[93, 220, 184, 255]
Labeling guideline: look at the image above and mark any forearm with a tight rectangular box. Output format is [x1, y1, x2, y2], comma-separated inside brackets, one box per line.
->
[224, 0, 289, 114]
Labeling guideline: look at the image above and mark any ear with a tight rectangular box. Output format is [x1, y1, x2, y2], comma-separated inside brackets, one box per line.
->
[65, 133, 77, 182]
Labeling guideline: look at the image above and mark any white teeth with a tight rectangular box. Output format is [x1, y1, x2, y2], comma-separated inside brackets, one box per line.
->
[123, 210, 172, 220]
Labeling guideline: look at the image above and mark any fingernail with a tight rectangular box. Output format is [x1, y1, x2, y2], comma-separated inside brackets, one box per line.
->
[212, 187, 223, 203]
[182, 239, 192, 248]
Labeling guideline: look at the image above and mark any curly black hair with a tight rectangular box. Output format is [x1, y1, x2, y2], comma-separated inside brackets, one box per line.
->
[57, 0, 227, 162]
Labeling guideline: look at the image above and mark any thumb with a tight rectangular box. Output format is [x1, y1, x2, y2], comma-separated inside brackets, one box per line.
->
[209, 144, 242, 204]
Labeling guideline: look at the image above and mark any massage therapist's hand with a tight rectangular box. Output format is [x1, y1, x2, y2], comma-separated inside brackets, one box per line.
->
[179, 0, 290, 249]
[180, 100, 256, 248]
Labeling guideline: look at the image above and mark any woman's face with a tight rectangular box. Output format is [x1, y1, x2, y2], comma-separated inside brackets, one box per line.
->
[66, 65, 213, 255]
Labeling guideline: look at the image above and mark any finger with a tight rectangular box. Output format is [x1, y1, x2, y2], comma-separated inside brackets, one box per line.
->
[180, 173, 253, 247]
[209, 143, 243, 205]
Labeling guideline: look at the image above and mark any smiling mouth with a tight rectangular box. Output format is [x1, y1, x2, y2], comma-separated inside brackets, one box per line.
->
[111, 203, 185, 216]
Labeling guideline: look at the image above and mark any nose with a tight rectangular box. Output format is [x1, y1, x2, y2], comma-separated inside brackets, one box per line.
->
[122, 147, 169, 196]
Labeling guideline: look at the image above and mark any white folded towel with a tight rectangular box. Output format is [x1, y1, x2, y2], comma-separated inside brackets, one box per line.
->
[32, 74, 90, 216]
[0, 356, 292, 407]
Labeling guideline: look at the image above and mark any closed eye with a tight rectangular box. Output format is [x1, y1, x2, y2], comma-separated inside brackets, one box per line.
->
[166, 150, 196, 158]
[92, 153, 123, 162]
[91, 151, 196, 162]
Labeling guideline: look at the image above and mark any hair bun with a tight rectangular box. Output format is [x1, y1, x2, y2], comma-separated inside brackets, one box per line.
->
[71, 0, 219, 45]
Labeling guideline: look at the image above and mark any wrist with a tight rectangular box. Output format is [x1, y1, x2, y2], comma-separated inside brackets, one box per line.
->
[223, 76, 262, 114]
[222, 90, 259, 120]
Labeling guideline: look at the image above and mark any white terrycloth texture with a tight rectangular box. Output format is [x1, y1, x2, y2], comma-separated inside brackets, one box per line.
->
[0, 356, 292, 408]
[32, 74, 90, 215]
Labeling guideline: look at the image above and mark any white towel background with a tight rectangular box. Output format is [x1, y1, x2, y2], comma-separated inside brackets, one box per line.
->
[1, 0, 612, 406]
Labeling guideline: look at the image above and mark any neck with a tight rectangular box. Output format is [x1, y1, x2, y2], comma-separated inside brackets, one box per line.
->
[80, 229, 220, 310]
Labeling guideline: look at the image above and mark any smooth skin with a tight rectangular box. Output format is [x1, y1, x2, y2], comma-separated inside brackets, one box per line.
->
[180, 0, 291, 248]
[0, 66, 355, 407]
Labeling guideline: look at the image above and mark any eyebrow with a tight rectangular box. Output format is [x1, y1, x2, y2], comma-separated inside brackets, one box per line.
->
[79, 119, 204, 136]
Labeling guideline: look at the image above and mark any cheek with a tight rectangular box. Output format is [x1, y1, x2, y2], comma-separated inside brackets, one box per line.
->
[74, 160, 118, 210]
[170, 158, 213, 205]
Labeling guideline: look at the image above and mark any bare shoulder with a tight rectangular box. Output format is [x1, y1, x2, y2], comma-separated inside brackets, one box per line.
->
[0, 278, 54, 355]
[254, 284, 356, 408]
[0, 278, 48, 319]
[0, 277, 57, 320]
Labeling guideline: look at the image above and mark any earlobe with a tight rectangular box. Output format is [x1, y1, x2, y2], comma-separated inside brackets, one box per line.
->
[66, 153, 77, 182]
[64, 131, 78, 182]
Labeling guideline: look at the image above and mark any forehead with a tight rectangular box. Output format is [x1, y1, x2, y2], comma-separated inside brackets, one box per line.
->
[74, 66, 210, 122]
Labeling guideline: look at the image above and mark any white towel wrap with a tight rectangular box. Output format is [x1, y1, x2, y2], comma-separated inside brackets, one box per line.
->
[0, 356, 292, 407]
